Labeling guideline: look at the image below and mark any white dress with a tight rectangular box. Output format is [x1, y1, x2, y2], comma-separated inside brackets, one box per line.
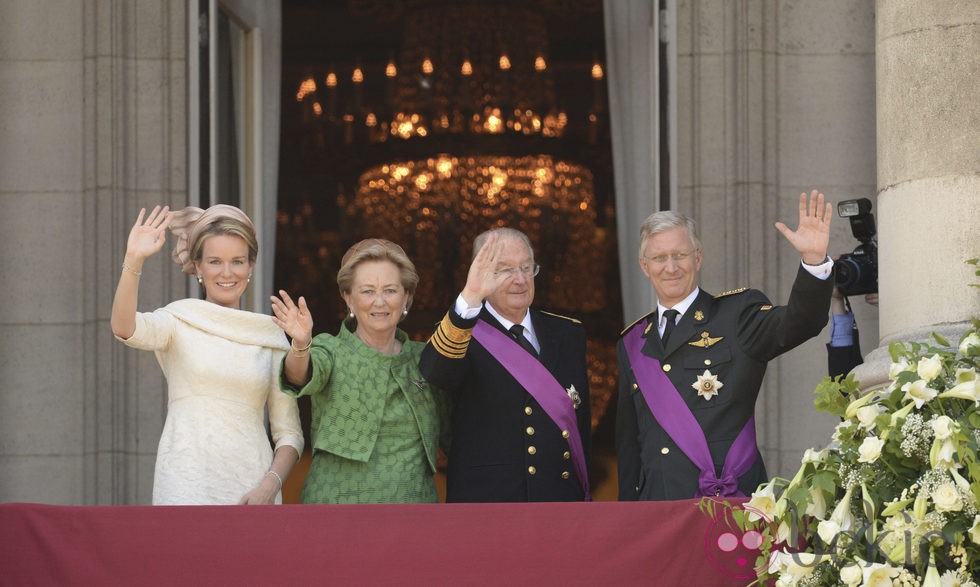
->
[118, 298, 304, 505]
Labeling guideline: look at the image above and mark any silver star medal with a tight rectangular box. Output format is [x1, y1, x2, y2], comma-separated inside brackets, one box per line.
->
[566, 384, 581, 409]
[692, 370, 724, 401]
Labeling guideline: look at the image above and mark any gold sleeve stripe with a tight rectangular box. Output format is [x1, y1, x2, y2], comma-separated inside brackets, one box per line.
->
[429, 313, 472, 358]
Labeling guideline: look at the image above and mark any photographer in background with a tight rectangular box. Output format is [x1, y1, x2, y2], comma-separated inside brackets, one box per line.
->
[828, 197, 879, 379]
[828, 285, 878, 378]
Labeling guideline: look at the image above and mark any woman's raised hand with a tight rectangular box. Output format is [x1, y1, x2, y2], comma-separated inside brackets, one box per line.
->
[126, 206, 173, 261]
[270, 290, 314, 347]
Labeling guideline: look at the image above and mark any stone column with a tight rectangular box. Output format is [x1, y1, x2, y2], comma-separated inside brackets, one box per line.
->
[855, 0, 980, 388]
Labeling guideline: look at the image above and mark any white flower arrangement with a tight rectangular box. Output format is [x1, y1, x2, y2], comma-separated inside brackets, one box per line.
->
[701, 316, 980, 586]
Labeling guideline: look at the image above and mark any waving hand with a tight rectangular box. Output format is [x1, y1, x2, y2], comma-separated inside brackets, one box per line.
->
[774, 189, 832, 265]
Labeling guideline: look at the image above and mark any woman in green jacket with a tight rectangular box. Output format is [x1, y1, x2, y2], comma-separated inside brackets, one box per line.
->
[272, 239, 448, 503]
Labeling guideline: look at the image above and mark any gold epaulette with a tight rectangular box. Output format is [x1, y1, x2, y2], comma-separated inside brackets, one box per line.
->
[620, 310, 656, 337]
[714, 287, 749, 299]
[540, 310, 581, 324]
[428, 313, 472, 359]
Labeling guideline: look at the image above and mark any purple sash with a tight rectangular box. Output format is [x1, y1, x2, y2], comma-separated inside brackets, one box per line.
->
[623, 325, 757, 497]
[472, 320, 591, 500]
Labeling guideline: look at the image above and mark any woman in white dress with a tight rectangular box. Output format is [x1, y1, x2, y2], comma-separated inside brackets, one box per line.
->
[110, 204, 304, 505]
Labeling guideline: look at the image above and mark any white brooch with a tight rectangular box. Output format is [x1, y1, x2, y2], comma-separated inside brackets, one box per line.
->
[692, 370, 724, 401]
[566, 384, 582, 409]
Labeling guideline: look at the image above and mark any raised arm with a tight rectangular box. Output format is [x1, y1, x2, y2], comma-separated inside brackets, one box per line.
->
[110, 206, 173, 339]
[460, 231, 511, 308]
[774, 189, 832, 265]
[270, 289, 315, 386]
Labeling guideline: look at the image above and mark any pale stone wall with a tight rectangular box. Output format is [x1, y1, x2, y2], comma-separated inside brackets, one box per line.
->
[853, 0, 980, 389]
[675, 0, 878, 479]
[0, 1, 187, 504]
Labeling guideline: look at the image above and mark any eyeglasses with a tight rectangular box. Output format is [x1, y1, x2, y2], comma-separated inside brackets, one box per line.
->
[496, 264, 540, 279]
[642, 250, 697, 266]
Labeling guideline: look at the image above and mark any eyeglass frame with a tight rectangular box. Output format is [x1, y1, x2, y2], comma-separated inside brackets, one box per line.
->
[495, 263, 541, 279]
[641, 249, 699, 266]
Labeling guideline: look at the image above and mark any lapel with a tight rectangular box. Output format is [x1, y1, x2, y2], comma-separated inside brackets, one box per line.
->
[662, 290, 715, 357]
[530, 310, 559, 367]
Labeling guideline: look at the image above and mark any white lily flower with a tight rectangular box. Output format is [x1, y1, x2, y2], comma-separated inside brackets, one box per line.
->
[959, 331, 979, 356]
[857, 435, 885, 463]
[917, 353, 943, 382]
[931, 415, 959, 440]
[856, 405, 883, 430]
[745, 483, 777, 522]
[862, 562, 900, 586]
[801, 447, 827, 464]
[931, 438, 957, 470]
[902, 379, 939, 409]
[805, 487, 827, 519]
[923, 555, 944, 587]
[939, 379, 978, 403]
[969, 514, 980, 544]
[889, 358, 912, 380]
[955, 367, 978, 384]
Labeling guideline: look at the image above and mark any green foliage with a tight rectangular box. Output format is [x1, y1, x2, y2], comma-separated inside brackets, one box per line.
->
[702, 318, 980, 585]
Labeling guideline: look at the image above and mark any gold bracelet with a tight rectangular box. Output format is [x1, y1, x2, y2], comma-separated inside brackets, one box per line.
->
[121, 262, 142, 277]
[290, 339, 312, 354]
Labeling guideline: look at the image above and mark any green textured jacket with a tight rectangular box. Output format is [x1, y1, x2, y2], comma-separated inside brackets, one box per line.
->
[280, 321, 448, 472]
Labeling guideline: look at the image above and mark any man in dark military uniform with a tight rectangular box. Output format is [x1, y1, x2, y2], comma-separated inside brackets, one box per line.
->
[617, 190, 834, 501]
[420, 228, 591, 502]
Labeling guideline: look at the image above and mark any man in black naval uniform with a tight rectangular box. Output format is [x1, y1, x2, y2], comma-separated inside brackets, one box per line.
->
[616, 190, 834, 501]
[420, 228, 591, 502]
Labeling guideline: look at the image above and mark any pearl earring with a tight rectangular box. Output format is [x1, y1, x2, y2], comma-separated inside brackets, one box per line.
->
[402, 308, 408, 317]
[247, 273, 252, 284]
[197, 275, 203, 284]
[348, 308, 354, 319]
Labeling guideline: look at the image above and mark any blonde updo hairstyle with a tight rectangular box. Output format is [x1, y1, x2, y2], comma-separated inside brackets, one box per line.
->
[190, 217, 258, 266]
[337, 239, 419, 319]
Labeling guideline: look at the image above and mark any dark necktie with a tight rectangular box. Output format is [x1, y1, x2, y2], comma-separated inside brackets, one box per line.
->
[661, 309, 680, 345]
[509, 324, 539, 358]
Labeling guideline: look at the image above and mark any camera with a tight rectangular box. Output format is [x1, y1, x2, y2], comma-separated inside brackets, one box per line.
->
[835, 197, 878, 296]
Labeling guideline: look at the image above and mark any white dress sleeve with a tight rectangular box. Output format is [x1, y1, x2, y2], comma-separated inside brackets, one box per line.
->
[114, 308, 178, 351]
[266, 349, 305, 454]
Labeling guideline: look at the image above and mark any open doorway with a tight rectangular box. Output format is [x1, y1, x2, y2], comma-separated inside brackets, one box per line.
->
[276, 0, 624, 500]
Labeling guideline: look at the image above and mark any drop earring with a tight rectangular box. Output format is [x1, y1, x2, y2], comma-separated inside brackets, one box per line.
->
[197, 275, 203, 284]
[348, 308, 354, 319]
[247, 273, 252, 284]
[402, 308, 408, 317]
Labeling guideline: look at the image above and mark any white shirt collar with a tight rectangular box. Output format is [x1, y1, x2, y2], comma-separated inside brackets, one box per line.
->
[484, 302, 539, 350]
[657, 287, 701, 326]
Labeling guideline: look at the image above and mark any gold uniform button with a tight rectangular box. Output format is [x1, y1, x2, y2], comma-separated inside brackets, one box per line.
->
[632, 383, 638, 390]
[528, 446, 537, 455]
[528, 466, 537, 475]
[524, 406, 533, 415]
[561, 471, 570, 480]
[704, 359, 712, 366]
[561, 430, 570, 439]
[526, 427, 535, 436]
[562, 451, 570, 460]
[661, 447, 670, 455]
[663, 364, 671, 372]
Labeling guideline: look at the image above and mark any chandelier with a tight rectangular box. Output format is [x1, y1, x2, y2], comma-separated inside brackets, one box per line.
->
[285, 0, 614, 430]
